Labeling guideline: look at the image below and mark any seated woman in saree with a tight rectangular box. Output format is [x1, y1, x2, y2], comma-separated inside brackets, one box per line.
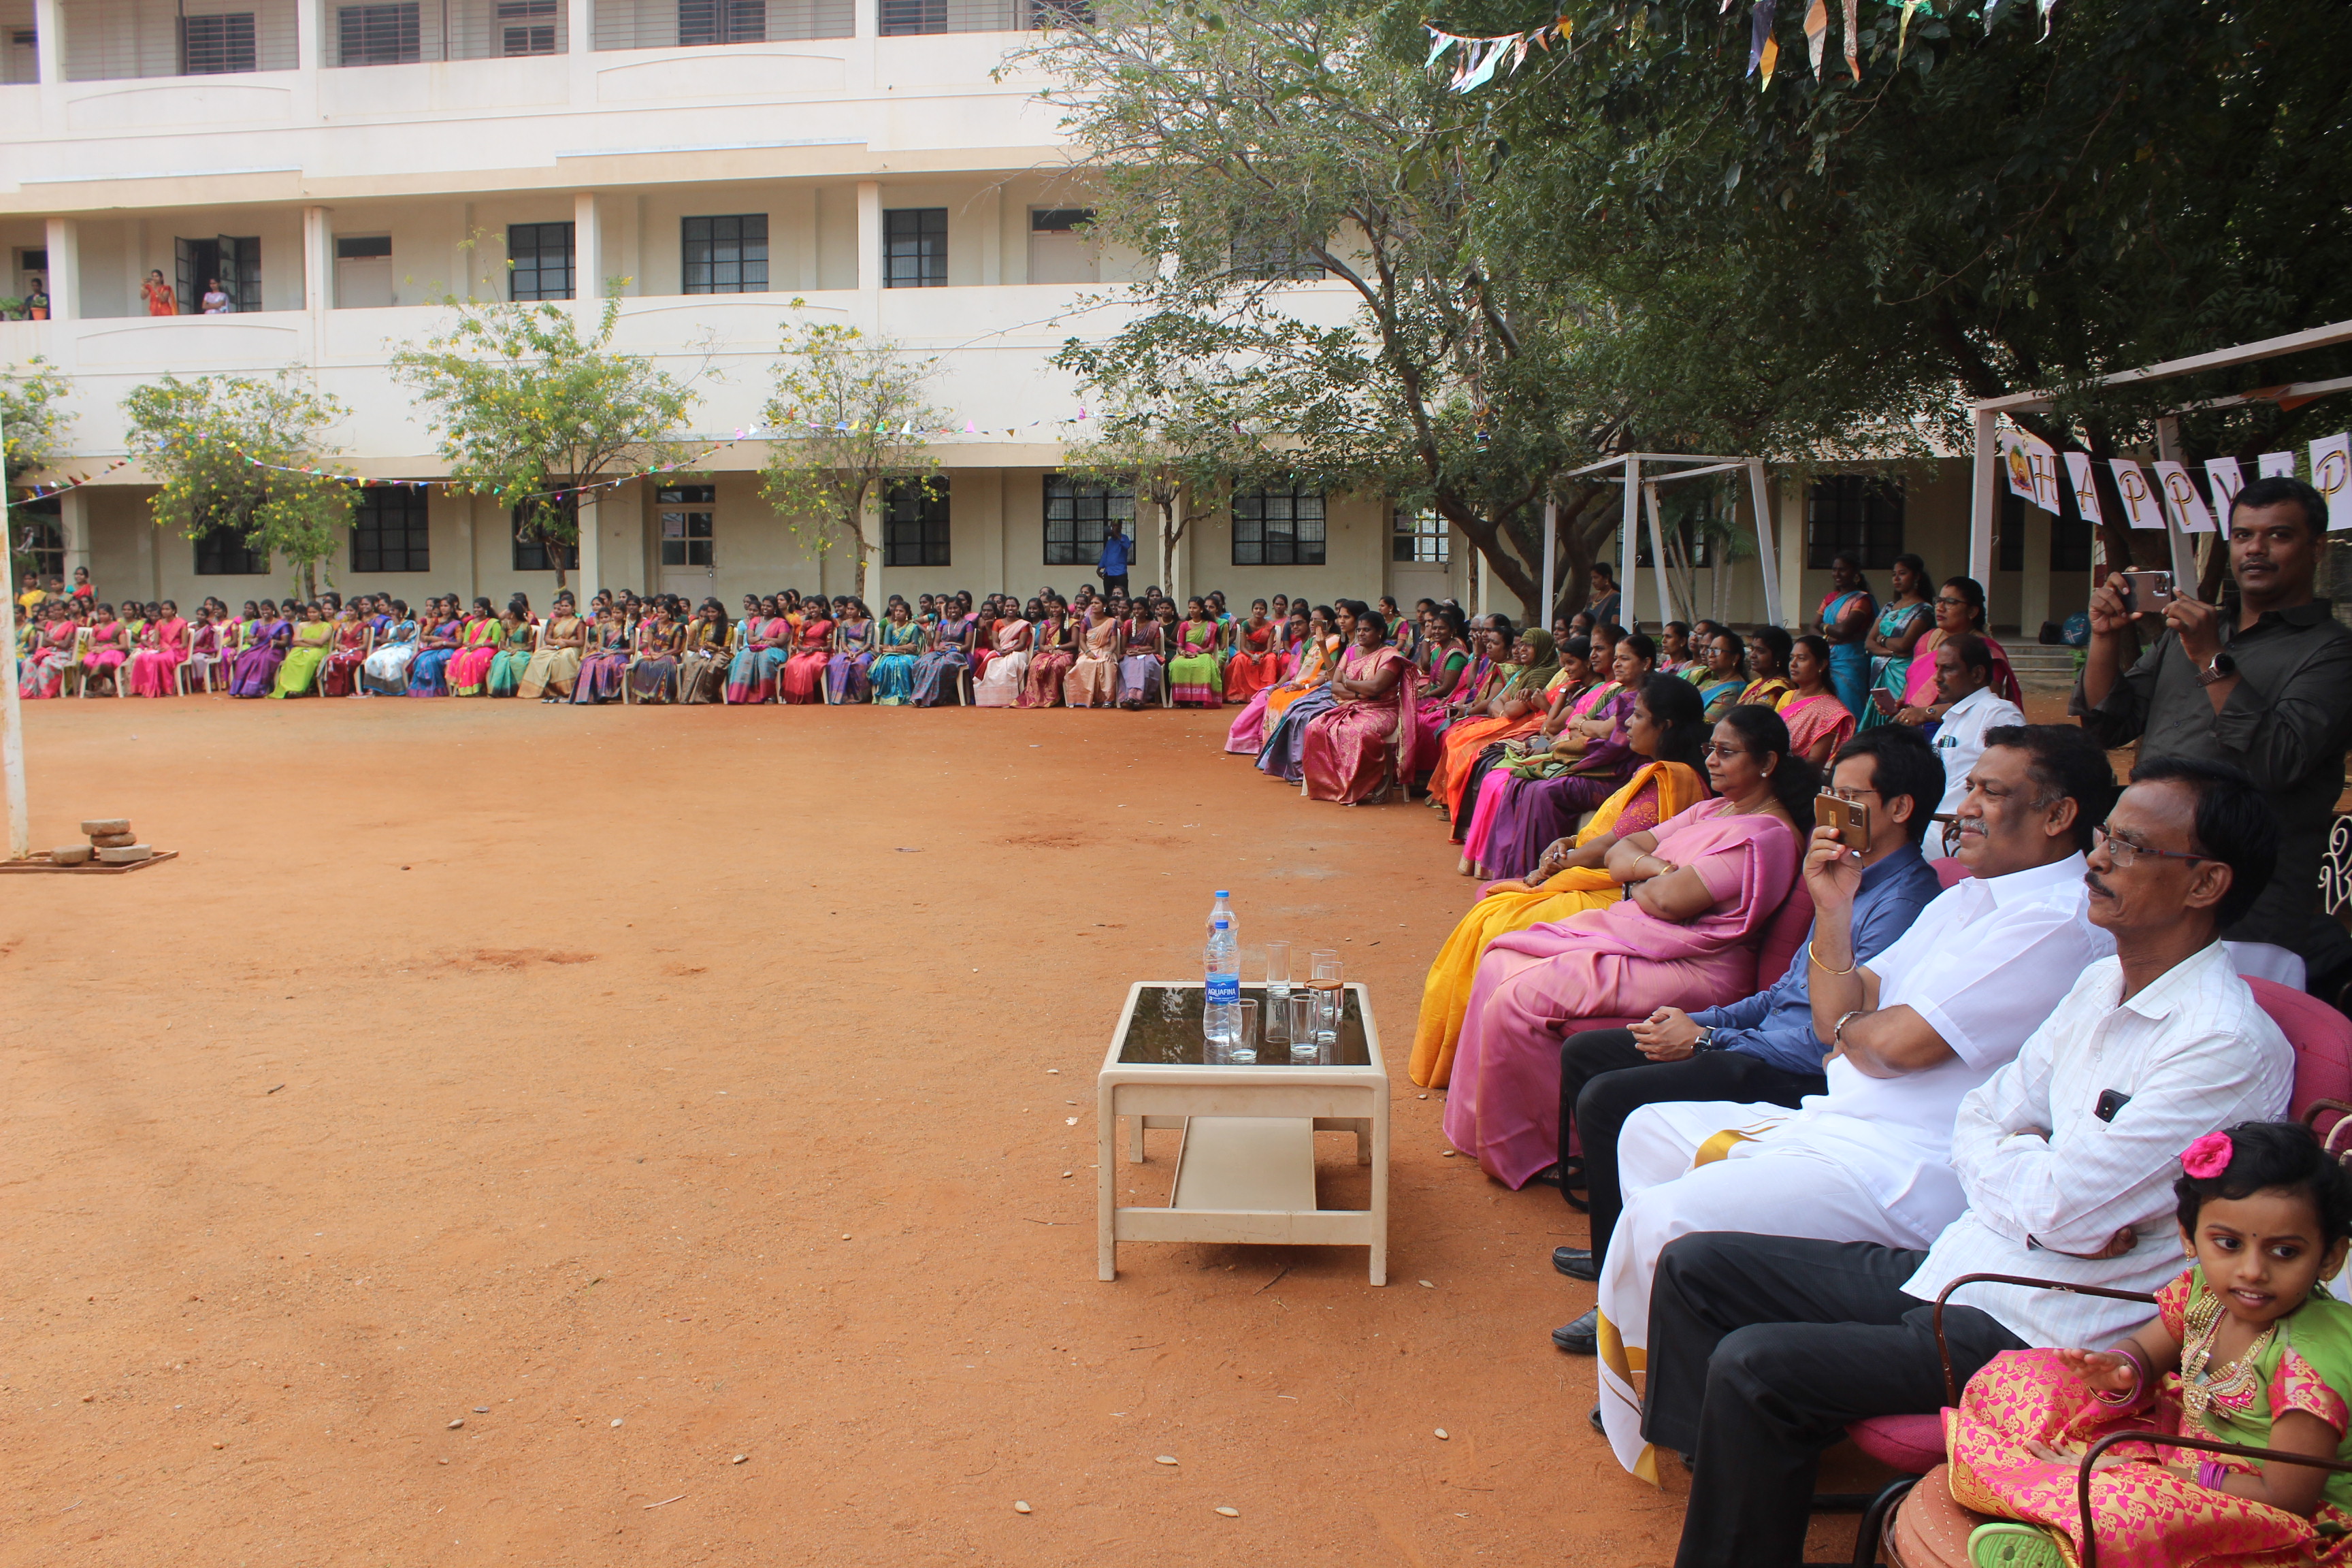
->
[19, 603, 79, 698]
[318, 604, 372, 698]
[1692, 630, 1749, 721]
[824, 598, 877, 704]
[1858, 552, 1933, 727]
[227, 603, 290, 698]
[403, 600, 463, 696]
[1256, 602, 1361, 777]
[1425, 625, 1559, 819]
[485, 602, 536, 698]
[1813, 553, 1878, 719]
[1409, 675, 1712, 1088]
[357, 603, 416, 696]
[1022, 606, 1077, 707]
[572, 608, 631, 704]
[1415, 603, 1474, 704]
[1439, 704, 1812, 1186]
[871, 600, 926, 705]
[973, 604, 1035, 708]
[1222, 600, 1283, 706]
[1471, 632, 1659, 881]
[628, 604, 681, 703]
[1060, 603, 1118, 708]
[778, 600, 834, 704]
[1117, 603, 1173, 709]
[77, 602, 133, 696]
[911, 598, 977, 707]
[1454, 634, 1609, 862]
[127, 601, 189, 698]
[184, 608, 229, 693]
[1167, 598, 1225, 708]
[1273, 607, 1311, 680]
[443, 598, 500, 696]
[671, 599, 726, 704]
[1229, 606, 1343, 754]
[722, 596, 786, 704]
[270, 603, 334, 697]
[515, 596, 584, 702]
[1737, 625, 1793, 709]
[1887, 572, 2021, 727]
[1777, 632, 1859, 766]
[1301, 612, 1424, 804]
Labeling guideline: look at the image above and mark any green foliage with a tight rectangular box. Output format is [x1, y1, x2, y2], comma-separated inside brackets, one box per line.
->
[1060, 396, 1247, 590]
[756, 318, 944, 585]
[391, 296, 698, 587]
[0, 357, 74, 493]
[120, 370, 353, 598]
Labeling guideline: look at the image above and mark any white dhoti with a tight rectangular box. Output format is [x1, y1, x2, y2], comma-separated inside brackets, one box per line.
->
[1593, 1100, 1946, 1484]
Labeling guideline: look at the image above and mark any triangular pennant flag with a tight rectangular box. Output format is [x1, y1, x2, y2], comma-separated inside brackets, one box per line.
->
[1803, 0, 1827, 76]
[1748, 0, 1777, 75]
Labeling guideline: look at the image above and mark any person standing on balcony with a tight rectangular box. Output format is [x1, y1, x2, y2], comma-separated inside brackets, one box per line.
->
[1097, 520, 1131, 597]
[201, 278, 232, 314]
[142, 270, 177, 316]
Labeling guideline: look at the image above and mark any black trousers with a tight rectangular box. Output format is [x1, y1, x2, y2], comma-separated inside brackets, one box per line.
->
[1100, 572, 1130, 595]
[1643, 1232, 2025, 1568]
[1557, 1030, 1824, 1265]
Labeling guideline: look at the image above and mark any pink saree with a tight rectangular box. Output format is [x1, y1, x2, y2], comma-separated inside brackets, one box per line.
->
[1439, 799, 1801, 1186]
[1302, 647, 1422, 802]
[127, 617, 189, 696]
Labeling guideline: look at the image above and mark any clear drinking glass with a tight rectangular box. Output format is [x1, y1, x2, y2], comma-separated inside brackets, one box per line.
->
[1309, 952, 1343, 1051]
[1264, 941, 1292, 999]
[1286, 994, 1320, 1062]
[1230, 999, 1259, 1066]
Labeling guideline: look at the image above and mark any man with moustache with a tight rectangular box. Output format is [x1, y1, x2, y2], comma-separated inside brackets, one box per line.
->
[1637, 756, 2291, 1568]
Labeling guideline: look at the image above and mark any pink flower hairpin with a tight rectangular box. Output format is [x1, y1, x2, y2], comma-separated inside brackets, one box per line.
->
[2180, 1132, 2234, 1179]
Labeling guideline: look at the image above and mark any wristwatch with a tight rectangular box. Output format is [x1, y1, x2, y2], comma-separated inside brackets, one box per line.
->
[2195, 652, 2236, 688]
[1693, 1026, 1718, 1052]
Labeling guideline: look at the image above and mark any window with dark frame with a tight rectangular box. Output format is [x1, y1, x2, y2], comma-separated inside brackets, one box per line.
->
[14, 498, 61, 581]
[883, 478, 950, 567]
[878, 0, 945, 34]
[658, 485, 715, 567]
[350, 485, 431, 573]
[511, 504, 576, 572]
[336, 234, 392, 261]
[1391, 507, 1448, 565]
[883, 208, 947, 289]
[1042, 473, 1132, 566]
[1806, 475, 1905, 570]
[682, 214, 768, 294]
[195, 521, 270, 576]
[507, 222, 574, 301]
[1232, 483, 1326, 566]
[497, 0, 558, 54]
[1995, 488, 2095, 574]
[336, 3, 420, 65]
[181, 12, 257, 74]
[677, 0, 764, 44]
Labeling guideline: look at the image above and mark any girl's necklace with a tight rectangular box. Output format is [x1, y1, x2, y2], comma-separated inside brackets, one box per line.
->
[2179, 1286, 2277, 1428]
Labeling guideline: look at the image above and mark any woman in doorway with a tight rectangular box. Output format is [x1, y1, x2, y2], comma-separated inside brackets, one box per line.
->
[1776, 633, 1858, 767]
[825, 598, 876, 704]
[201, 277, 232, 314]
[973, 602, 1034, 708]
[142, 270, 177, 316]
[1812, 553, 1876, 719]
[1860, 553, 1934, 727]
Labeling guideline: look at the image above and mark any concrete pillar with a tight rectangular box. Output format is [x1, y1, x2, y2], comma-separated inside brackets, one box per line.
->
[574, 496, 600, 595]
[574, 191, 602, 305]
[32, 0, 61, 85]
[295, 0, 318, 67]
[2020, 503, 2052, 637]
[59, 488, 89, 578]
[976, 185, 1000, 287]
[455, 495, 476, 600]
[1778, 477, 1807, 630]
[40, 216, 74, 321]
[790, 184, 819, 291]
[302, 205, 329, 315]
[979, 468, 1004, 591]
[855, 180, 881, 329]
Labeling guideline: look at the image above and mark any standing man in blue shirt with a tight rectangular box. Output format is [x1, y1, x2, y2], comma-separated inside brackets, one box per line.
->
[1549, 726, 1948, 1296]
[1096, 520, 1132, 596]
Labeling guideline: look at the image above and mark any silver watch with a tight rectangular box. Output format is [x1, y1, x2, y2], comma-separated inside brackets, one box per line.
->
[1694, 1026, 1718, 1051]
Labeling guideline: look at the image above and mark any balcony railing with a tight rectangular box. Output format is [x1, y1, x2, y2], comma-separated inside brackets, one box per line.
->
[64, 0, 299, 81]
[325, 0, 568, 65]
[590, 0, 849, 48]
[878, 0, 1085, 34]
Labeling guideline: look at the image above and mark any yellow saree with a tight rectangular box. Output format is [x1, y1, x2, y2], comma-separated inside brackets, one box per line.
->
[1407, 760, 1708, 1088]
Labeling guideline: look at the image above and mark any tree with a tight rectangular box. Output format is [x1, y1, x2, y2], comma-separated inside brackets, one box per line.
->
[1, 357, 74, 583]
[757, 318, 944, 601]
[1059, 393, 1244, 593]
[392, 297, 699, 589]
[1465, 0, 2352, 569]
[122, 370, 355, 599]
[1022, 0, 1909, 621]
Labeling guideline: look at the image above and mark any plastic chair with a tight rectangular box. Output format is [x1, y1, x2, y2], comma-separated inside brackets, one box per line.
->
[1931, 858, 1970, 890]
[2247, 975, 2352, 1132]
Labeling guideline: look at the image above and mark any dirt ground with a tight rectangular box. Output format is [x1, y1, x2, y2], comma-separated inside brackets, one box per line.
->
[0, 693, 1949, 1568]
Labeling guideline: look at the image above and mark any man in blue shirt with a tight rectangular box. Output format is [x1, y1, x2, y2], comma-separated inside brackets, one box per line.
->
[1096, 521, 1132, 595]
[1548, 726, 1948, 1306]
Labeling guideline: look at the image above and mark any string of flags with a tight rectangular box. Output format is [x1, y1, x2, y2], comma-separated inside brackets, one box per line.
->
[1999, 421, 2352, 534]
[3, 457, 132, 510]
[1428, 0, 2057, 96]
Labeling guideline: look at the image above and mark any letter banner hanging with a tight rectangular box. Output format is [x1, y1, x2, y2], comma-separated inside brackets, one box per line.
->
[1999, 425, 2060, 513]
[2150, 460, 2216, 534]
[2204, 457, 2245, 527]
[2258, 451, 2297, 478]
[2062, 452, 2104, 527]
[2313, 434, 2352, 530]
[2109, 459, 2167, 530]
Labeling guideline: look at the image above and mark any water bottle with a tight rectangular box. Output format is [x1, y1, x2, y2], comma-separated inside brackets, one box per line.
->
[1203, 915, 1240, 1054]
[1207, 889, 1235, 940]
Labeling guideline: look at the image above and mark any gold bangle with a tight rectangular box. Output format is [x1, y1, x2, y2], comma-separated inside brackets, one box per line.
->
[1808, 941, 1857, 977]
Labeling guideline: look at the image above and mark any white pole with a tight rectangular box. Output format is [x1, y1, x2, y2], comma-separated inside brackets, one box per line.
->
[2152, 416, 2203, 589]
[1643, 480, 1678, 625]
[1539, 497, 1556, 633]
[1617, 456, 1639, 628]
[1967, 406, 1999, 593]
[0, 404, 28, 860]
[1746, 459, 1782, 627]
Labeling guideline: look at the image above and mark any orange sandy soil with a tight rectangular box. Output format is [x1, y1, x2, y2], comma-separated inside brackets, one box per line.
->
[0, 693, 1918, 1568]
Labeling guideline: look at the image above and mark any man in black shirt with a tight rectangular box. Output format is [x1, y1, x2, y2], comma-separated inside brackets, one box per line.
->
[2077, 474, 2352, 1001]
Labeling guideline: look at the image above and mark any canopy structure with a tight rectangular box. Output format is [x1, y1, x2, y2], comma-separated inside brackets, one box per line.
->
[1554, 453, 1781, 632]
[1967, 319, 2352, 595]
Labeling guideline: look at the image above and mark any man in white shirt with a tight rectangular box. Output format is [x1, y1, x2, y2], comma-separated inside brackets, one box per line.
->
[1638, 755, 2291, 1568]
[1580, 725, 2119, 1482]
[1926, 635, 2026, 860]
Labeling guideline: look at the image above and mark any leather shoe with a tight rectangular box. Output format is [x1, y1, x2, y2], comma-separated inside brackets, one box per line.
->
[1552, 1307, 1599, 1354]
[1588, 1403, 1605, 1436]
[1552, 1245, 1599, 1281]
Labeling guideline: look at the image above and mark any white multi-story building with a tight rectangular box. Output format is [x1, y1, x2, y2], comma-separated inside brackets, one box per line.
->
[0, 0, 2078, 634]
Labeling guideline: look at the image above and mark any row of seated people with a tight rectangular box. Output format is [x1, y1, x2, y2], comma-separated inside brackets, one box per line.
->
[1404, 477, 2352, 1567]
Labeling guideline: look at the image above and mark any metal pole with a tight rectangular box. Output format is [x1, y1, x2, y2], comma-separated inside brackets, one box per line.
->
[2152, 416, 2204, 590]
[1539, 497, 1556, 632]
[1746, 459, 1781, 627]
[1644, 480, 1677, 626]
[1618, 456, 1638, 629]
[0, 404, 29, 860]
[1967, 406, 1999, 595]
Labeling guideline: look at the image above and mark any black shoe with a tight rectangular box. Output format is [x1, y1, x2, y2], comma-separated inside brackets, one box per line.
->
[1588, 1403, 1605, 1436]
[1552, 1246, 1599, 1281]
[1552, 1308, 1599, 1355]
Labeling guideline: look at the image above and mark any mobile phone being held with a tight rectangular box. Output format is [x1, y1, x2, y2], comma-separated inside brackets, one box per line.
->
[2116, 570, 2175, 617]
[1816, 792, 1870, 853]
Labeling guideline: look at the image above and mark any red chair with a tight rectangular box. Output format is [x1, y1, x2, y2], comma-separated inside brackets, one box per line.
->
[1931, 857, 1970, 891]
[2246, 975, 2352, 1135]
